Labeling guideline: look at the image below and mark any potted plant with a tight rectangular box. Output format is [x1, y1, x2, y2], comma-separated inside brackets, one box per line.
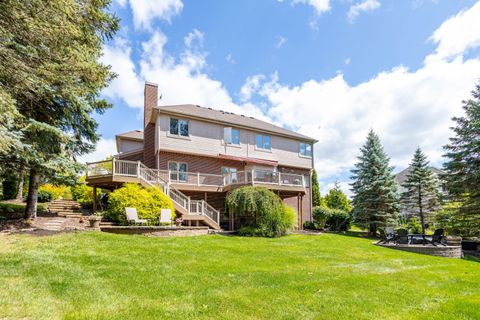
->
[88, 214, 102, 228]
[174, 216, 183, 227]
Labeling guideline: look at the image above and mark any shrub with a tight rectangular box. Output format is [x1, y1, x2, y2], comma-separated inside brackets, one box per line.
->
[2, 172, 18, 200]
[407, 216, 422, 234]
[312, 206, 329, 229]
[37, 190, 53, 203]
[0, 203, 47, 220]
[303, 221, 317, 230]
[226, 186, 295, 237]
[312, 206, 351, 231]
[71, 177, 101, 209]
[327, 209, 351, 231]
[38, 184, 71, 201]
[107, 183, 175, 224]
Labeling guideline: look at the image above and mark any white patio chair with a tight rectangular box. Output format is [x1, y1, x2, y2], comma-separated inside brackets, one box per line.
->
[125, 207, 148, 225]
[159, 209, 173, 226]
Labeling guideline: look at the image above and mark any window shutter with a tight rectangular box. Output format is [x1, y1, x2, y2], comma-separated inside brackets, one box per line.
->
[224, 127, 232, 143]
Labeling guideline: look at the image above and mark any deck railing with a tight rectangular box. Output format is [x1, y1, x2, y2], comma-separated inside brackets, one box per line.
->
[86, 159, 221, 225]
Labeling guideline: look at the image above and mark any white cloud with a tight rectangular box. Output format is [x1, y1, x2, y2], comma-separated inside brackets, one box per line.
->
[239, 74, 266, 102]
[100, 38, 144, 109]
[345, 57, 351, 65]
[348, 0, 381, 23]
[321, 181, 353, 198]
[119, 0, 183, 30]
[78, 138, 117, 164]
[291, 0, 331, 15]
[275, 36, 288, 48]
[430, 1, 480, 59]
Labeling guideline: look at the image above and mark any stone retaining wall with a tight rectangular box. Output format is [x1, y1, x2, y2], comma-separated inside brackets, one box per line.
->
[376, 243, 463, 258]
[100, 226, 210, 237]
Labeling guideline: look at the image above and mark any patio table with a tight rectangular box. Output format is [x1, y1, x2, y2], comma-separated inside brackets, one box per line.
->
[407, 234, 432, 245]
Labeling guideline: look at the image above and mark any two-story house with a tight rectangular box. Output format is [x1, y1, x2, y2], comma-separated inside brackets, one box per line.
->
[86, 82, 317, 230]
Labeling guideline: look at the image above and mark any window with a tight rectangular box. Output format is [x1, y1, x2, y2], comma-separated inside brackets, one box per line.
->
[222, 167, 238, 184]
[224, 127, 240, 145]
[168, 161, 188, 181]
[299, 142, 312, 157]
[256, 134, 271, 150]
[169, 118, 189, 137]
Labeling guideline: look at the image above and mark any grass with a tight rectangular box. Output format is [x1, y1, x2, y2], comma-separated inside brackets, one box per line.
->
[0, 232, 479, 320]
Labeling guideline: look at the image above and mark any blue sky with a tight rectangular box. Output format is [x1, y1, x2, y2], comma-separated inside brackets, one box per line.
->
[82, 0, 480, 196]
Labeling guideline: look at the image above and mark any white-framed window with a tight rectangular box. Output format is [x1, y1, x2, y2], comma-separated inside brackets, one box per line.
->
[168, 161, 188, 182]
[222, 167, 238, 184]
[299, 142, 312, 157]
[169, 118, 189, 137]
[255, 134, 271, 150]
[224, 127, 240, 145]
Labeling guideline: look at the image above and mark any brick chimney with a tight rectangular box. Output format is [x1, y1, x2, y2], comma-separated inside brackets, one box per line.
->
[143, 82, 158, 168]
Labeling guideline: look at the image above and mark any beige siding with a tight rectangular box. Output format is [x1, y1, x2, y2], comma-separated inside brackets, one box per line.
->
[119, 139, 143, 153]
[157, 114, 313, 169]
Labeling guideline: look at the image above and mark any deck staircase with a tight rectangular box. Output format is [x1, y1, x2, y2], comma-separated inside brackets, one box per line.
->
[114, 160, 221, 230]
[48, 200, 83, 218]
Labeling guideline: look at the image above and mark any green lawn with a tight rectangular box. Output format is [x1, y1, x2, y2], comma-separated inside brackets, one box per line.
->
[0, 232, 479, 320]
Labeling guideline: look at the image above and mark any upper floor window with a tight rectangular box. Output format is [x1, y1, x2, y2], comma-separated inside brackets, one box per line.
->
[256, 134, 271, 150]
[224, 127, 240, 145]
[299, 142, 312, 157]
[169, 118, 189, 137]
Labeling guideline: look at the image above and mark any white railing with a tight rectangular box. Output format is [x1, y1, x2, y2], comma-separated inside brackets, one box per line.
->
[86, 160, 113, 177]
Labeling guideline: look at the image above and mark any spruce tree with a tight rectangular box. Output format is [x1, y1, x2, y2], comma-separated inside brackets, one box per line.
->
[350, 130, 399, 236]
[311, 169, 321, 207]
[0, 1, 119, 218]
[401, 148, 440, 237]
[443, 83, 480, 237]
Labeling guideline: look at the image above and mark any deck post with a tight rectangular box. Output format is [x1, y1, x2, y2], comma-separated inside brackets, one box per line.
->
[278, 172, 281, 186]
[93, 185, 97, 214]
[137, 161, 141, 178]
[197, 172, 200, 186]
[251, 169, 255, 185]
[112, 158, 116, 176]
[187, 196, 191, 213]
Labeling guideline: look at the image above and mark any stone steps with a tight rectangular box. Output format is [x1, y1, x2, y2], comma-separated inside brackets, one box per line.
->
[48, 200, 83, 218]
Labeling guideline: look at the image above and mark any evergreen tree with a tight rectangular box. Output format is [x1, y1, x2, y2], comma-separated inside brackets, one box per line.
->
[401, 148, 440, 237]
[350, 130, 400, 236]
[443, 83, 480, 237]
[324, 181, 351, 212]
[311, 169, 321, 207]
[0, 1, 119, 218]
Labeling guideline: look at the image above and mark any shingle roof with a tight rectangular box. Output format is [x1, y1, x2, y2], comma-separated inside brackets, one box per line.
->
[156, 104, 317, 142]
[116, 130, 143, 140]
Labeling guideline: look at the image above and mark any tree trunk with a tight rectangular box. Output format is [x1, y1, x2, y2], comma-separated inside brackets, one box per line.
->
[369, 223, 377, 237]
[16, 169, 24, 201]
[24, 168, 40, 219]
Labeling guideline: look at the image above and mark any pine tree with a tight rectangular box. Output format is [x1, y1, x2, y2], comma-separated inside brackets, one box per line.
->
[350, 130, 400, 236]
[443, 83, 480, 237]
[0, 0, 119, 218]
[311, 169, 321, 207]
[324, 181, 351, 212]
[401, 148, 440, 237]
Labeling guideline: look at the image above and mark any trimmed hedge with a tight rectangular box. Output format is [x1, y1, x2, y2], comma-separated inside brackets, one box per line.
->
[311, 206, 351, 231]
[106, 183, 175, 224]
[226, 186, 295, 237]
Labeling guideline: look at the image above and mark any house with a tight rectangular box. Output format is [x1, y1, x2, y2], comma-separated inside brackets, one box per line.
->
[86, 82, 317, 230]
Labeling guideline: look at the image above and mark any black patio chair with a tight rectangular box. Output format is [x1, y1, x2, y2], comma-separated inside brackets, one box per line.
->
[377, 227, 395, 244]
[395, 228, 409, 244]
[431, 228, 446, 246]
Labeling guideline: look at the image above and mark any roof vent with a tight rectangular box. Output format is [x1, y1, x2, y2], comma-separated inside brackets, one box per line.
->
[250, 116, 255, 119]
[208, 107, 212, 110]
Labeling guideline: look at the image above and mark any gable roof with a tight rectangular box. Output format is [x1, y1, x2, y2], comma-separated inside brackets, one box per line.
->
[116, 130, 143, 141]
[154, 104, 317, 142]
